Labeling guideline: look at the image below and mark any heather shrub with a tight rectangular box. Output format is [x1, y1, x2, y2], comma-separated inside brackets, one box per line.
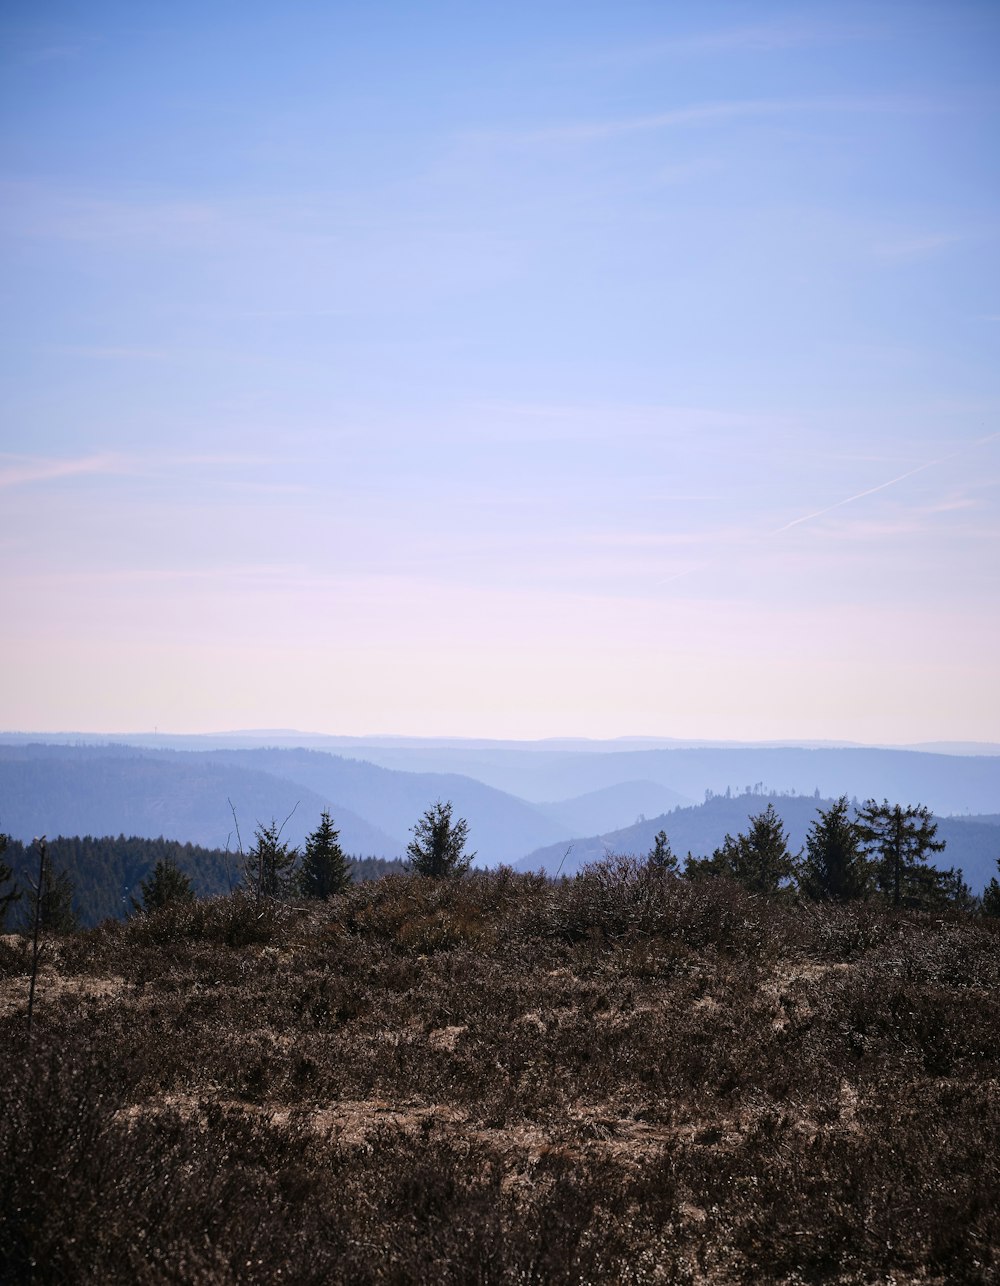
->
[2, 865, 998, 1284]
[0, 933, 29, 977]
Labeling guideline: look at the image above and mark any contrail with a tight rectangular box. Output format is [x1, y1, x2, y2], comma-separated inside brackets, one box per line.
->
[771, 430, 999, 535]
[770, 460, 936, 534]
[655, 429, 999, 586]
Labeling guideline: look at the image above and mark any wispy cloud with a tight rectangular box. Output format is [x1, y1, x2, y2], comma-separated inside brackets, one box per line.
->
[873, 232, 964, 259]
[799, 499, 993, 545]
[464, 399, 792, 443]
[47, 345, 174, 361]
[655, 433, 1000, 587]
[0, 450, 280, 492]
[662, 20, 875, 54]
[474, 95, 945, 147]
[770, 433, 1000, 536]
[565, 18, 879, 70]
[0, 180, 229, 247]
[0, 453, 126, 491]
[22, 44, 85, 64]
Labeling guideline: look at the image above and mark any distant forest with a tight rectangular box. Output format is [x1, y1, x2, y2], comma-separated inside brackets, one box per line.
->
[3, 790, 1000, 930]
[1, 833, 406, 930]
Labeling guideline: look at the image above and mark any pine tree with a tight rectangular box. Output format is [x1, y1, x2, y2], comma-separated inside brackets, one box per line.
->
[0, 832, 21, 930]
[132, 857, 195, 914]
[799, 797, 870, 902]
[299, 811, 351, 898]
[923, 865, 975, 911]
[407, 800, 474, 878]
[686, 803, 796, 894]
[28, 861, 79, 934]
[856, 799, 945, 908]
[244, 819, 298, 901]
[646, 829, 678, 874]
[983, 860, 1000, 917]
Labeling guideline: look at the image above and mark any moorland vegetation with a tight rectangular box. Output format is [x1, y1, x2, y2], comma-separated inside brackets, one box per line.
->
[1, 801, 999, 1283]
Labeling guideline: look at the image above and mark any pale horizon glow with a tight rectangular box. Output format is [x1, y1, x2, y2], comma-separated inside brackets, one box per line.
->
[2, 2, 998, 742]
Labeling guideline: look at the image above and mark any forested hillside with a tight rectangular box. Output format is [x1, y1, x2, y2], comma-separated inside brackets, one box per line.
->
[521, 791, 1000, 892]
[0, 744, 568, 862]
[1, 834, 406, 929]
[0, 745, 404, 855]
[4, 742, 999, 881]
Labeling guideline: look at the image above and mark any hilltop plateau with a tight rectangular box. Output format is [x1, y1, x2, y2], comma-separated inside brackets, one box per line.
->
[2, 868, 998, 1283]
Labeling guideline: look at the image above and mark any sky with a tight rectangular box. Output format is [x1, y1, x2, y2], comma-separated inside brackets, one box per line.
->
[1, 1, 998, 742]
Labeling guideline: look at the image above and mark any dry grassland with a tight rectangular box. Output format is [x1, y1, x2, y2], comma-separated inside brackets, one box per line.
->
[2, 865, 998, 1284]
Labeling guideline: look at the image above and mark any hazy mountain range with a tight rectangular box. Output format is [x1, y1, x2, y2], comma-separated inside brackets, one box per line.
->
[1, 737, 997, 891]
[518, 792, 1000, 892]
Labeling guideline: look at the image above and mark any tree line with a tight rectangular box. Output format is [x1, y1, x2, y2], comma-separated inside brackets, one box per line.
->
[234, 800, 471, 907]
[662, 796, 998, 912]
[0, 800, 465, 929]
[2, 794, 999, 932]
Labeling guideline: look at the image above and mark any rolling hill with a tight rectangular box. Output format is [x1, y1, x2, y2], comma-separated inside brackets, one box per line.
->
[0, 745, 401, 857]
[518, 792, 1000, 892]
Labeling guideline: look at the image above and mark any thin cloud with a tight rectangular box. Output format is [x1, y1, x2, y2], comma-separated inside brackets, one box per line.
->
[770, 433, 1000, 536]
[23, 44, 85, 64]
[475, 95, 946, 147]
[0, 180, 229, 247]
[664, 19, 875, 53]
[873, 232, 963, 259]
[563, 18, 879, 70]
[0, 453, 126, 491]
[0, 450, 283, 492]
[655, 433, 1000, 587]
[48, 345, 174, 361]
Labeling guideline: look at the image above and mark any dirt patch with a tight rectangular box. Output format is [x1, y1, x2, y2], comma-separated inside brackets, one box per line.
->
[427, 1023, 467, 1051]
[0, 970, 127, 1018]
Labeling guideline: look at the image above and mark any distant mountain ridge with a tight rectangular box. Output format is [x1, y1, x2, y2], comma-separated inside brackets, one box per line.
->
[0, 743, 569, 864]
[0, 744, 402, 857]
[4, 731, 999, 755]
[330, 745, 1000, 816]
[190, 747, 567, 863]
[535, 780, 694, 836]
[1, 740, 997, 886]
[518, 792, 1000, 893]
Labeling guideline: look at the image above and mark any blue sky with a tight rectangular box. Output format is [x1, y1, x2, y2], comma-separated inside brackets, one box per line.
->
[2, 2, 998, 740]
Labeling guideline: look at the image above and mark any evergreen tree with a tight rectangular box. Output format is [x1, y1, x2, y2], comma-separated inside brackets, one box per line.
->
[407, 800, 474, 878]
[0, 832, 21, 930]
[921, 865, 975, 911]
[299, 811, 351, 898]
[856, 799, 945, 908]
[983, 860, 1000, 917]
[646, 829, 678, 874]
[132, 857, 195, 914]
[799, 797, 870, 902]
[686, 803, 796, 893]
[244, 819, 298, 901]
[26, 861, 79, 935]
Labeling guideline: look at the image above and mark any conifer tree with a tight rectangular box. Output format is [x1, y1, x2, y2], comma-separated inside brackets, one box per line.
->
[686, 803, 796, 893]
[799, 797, 870, 902]
[132, 857, 195, 914]
[27, 861, 79, 934]
[0, 831, 20, 930]
[244, 819, 298, 901]
[923, 865, 975, 910]
[299, 811, 351, 898]
[983, 860, 1000, 917]
[856, 799, 945, 908]
[646, 829, 678, 874]
[407, 800, 474, 878]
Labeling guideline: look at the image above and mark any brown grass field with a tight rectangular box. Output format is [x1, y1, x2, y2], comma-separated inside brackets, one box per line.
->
[2, 863, 999, 1284]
